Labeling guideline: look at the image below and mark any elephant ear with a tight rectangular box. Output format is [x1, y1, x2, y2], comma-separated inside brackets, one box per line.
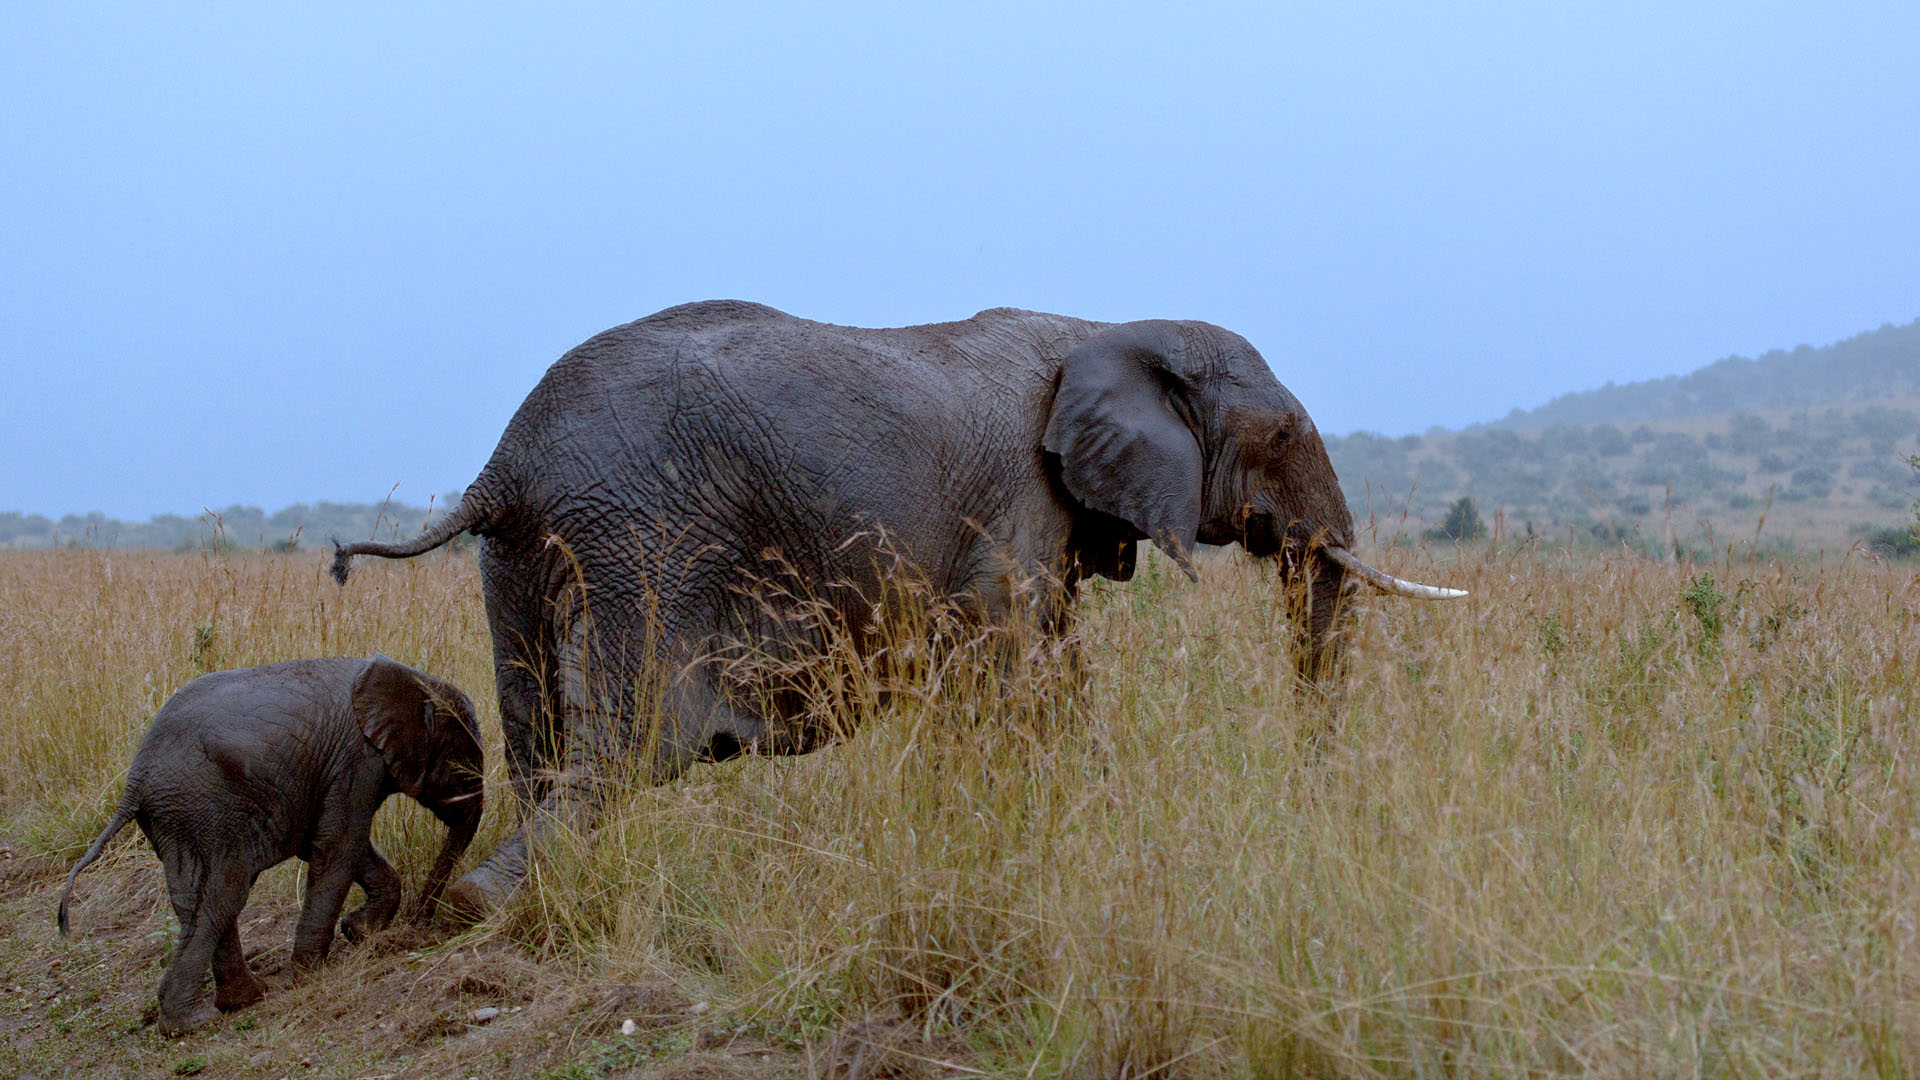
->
[352, 656, 436, 799]
[1043, 321, 1203, 580]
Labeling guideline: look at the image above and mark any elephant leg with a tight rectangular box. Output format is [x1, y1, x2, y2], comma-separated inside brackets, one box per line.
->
[447, 617, 738, 918]
[443, 629, 575, 919]
[156, 852, 245, 1035]
[445, 637, 619, 916]
[339, 843, 401, 944]
[493, 639, 557, 818]
[482, 544, 558, 812]
[440, 551, 558, 921]
[212, 912, 265, 1012]
[290, 851, 358, 972]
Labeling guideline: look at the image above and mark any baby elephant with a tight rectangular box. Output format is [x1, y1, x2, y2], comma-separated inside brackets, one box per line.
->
[58, 656, 485, 1035]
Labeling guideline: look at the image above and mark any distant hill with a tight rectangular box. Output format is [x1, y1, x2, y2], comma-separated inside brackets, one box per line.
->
[1483, 317, 1920, 430]
[1328, 400, 1920, 550]
[1325, 315, 1920, 551]
[0, 497, 465, 551]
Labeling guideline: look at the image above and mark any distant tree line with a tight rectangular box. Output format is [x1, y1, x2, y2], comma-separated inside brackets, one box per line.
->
[0, 496, 467, 551]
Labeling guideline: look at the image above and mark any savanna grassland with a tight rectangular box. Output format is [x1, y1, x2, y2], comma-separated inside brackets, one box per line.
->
[2, 543, 1918, 1078]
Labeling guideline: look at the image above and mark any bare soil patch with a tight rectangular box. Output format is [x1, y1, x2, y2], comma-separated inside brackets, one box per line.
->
[0, 836, 843, 1079]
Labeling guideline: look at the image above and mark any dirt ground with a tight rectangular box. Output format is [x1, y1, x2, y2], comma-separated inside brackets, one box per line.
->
[0, 838, 962, 1080]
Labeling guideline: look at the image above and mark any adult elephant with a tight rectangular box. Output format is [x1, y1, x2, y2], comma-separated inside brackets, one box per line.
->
[332, 300, 1463, 916]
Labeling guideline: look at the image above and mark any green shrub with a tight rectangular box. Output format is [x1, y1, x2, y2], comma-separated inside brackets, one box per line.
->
[1856, 524, 1919, 558]
[1424, 496, 1484, 542]
[1678, 574, 1728, 652]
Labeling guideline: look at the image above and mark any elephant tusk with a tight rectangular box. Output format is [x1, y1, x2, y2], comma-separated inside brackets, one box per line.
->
[1321, 546, 1468, 600]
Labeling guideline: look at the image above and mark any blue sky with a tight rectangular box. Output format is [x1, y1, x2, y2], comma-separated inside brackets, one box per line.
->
[5, 4, 1917, 518]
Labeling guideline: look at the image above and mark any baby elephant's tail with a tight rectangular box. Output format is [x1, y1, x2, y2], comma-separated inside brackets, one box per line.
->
[58, 803, 137, 937]
[330, 485, 497, 586]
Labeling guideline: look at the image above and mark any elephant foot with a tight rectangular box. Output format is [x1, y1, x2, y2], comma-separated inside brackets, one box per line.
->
[215, 970, 266, 1012]
[440, 837, 527, 923]
[288, 947, 328, 978]
[157, 998, 222, 1036]
[440, 877, 498, 923]
[339, 905, 393, 944]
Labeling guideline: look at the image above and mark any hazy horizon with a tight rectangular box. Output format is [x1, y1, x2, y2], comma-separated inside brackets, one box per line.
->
[6, 5, 1918, 519]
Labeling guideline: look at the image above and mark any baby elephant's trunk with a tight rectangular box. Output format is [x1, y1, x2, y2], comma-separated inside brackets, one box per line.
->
[411, 801, 481, 923]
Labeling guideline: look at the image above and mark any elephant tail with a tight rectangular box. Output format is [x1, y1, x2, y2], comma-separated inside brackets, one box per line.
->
[331, 485, 499, 586]
[58, 802, 137, 937]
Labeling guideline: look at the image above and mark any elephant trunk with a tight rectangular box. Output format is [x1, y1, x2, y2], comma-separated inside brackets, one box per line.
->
[1295, 550, 1350, 682]
[411, 801, 481, 923]
[1283, 544, 1467, 683]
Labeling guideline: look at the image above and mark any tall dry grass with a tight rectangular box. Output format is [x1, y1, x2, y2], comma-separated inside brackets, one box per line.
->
[4, 543, 1919, 1076]
[0, 547, 499, 898]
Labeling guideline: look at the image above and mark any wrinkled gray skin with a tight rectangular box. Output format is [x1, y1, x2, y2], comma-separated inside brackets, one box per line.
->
[58, 657, 484, 1036]
[333, 301, 1358, 918]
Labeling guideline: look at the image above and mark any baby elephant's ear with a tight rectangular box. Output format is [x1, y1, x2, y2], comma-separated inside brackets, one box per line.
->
[352, 656, 435, 798]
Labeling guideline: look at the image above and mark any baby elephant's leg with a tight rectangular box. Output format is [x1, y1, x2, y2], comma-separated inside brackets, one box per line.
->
[157, 852, 249, 1035]
[290, 851, 359, 972]
[212, 910, 265, 1011]
[339, 843, 401, 944]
